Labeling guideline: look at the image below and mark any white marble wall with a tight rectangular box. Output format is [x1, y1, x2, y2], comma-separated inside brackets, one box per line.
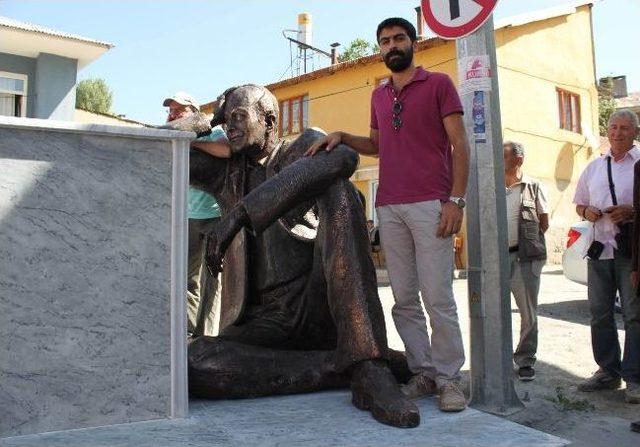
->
[0, 118, 192, 437]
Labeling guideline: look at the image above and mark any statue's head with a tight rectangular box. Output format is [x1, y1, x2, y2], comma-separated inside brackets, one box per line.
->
[212, 84, 279, 158]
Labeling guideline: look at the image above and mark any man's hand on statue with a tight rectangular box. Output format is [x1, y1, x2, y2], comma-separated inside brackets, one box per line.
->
[437, 201, 463, 238]
[305, 132, 343, 156]
[603, 205, 634, 224]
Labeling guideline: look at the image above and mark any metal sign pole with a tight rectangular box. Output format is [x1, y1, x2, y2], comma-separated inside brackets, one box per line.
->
[456, 15, 523, 415]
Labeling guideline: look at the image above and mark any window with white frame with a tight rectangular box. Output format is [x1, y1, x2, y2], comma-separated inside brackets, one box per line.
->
[0, 72, 28, 117]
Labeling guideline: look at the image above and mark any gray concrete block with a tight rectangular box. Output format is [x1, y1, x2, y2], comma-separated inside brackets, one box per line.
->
[0, 119, 192, 437]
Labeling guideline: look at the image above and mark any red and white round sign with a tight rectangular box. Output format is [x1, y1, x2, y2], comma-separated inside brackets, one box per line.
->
[421, 0, 498, 39]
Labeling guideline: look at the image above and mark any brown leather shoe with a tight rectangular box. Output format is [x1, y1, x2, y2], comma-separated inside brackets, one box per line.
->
[577, 369, 621, 392]
[351, 360, 420, 428]
[625, 382, 640, 404]
[401, 373, 437, 399]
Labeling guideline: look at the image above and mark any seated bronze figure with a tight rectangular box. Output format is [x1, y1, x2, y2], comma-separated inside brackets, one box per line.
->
[183, 84, 418, 428]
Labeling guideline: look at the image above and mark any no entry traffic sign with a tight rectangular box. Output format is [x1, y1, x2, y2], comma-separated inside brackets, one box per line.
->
[421, 0, 498, 39]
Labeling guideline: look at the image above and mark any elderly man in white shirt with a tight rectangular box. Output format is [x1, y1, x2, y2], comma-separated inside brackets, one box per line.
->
[573, 109, 640, 404]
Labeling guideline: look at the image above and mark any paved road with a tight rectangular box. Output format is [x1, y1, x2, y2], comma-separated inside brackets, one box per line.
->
[376, 265, 640, 446]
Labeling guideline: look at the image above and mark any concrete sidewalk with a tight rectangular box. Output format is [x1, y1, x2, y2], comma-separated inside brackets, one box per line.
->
[378, 264, 640, 446]
[1, 392, 567, 447]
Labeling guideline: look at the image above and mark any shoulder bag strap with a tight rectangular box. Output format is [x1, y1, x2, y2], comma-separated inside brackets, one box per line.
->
[607, 156, 618, 206]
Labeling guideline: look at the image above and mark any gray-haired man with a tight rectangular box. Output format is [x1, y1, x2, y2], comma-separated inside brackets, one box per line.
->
[578, 108, 639, 403]
[503, 141, 549, 381]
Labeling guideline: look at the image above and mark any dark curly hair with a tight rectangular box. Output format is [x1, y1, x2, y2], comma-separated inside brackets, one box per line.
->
[376, 17, 417, 43]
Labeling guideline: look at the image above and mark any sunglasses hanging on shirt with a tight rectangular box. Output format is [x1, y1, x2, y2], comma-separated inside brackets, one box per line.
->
[392, 97, 403, 131]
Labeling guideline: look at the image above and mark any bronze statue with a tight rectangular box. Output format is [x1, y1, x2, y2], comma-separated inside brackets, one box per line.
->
[183, 84, 419, 428]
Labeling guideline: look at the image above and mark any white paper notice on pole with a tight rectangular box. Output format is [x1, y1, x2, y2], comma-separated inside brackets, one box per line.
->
[457, 55, 492, 96]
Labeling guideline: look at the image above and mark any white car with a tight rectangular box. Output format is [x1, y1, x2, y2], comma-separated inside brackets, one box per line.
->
[562, 220, 622, 311]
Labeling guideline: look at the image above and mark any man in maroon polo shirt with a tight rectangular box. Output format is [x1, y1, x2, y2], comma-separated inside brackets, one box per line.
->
[307, 17, 470, 412]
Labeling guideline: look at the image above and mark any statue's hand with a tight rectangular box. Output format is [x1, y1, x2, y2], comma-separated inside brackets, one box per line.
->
[204, 206, 248, 275]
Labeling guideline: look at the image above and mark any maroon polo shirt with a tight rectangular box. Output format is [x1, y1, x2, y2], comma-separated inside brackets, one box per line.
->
[371, 66, 463, 207]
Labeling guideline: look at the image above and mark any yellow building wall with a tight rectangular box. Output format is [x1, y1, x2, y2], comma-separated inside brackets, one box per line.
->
[494, 5, 599, 261]
[270, 5, 598, 264]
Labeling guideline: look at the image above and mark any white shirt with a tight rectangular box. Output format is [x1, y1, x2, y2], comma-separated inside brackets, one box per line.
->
[573, 146, 639, 259]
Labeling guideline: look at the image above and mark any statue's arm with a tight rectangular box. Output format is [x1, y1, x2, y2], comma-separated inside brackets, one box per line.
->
[203, 130, 357, 270]
[240, 144, 358, 235]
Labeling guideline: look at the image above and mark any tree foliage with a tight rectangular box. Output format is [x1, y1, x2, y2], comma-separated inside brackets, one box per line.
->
[598, 77, 617, 136]
[337, 38, 378, 63]
[76, 78, 113, 114]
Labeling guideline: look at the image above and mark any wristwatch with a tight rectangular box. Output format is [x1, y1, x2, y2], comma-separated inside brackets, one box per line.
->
[449, 196, 466, 209]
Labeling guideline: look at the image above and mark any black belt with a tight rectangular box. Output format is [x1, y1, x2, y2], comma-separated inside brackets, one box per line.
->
[509, 245, 519, 253]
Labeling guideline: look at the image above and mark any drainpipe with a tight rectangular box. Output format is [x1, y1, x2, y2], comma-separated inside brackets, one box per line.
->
[415, 6, 424, 40]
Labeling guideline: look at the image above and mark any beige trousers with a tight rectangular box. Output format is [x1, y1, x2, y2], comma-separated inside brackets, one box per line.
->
[377, 200, 465, 386]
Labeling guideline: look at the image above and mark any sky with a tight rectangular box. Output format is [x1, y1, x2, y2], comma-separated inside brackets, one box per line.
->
[1, 0, 637, 124]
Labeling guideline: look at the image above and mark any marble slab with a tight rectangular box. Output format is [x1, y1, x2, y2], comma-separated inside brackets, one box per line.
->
[0, 119, 191, 437]
[0, 392, 569, 447]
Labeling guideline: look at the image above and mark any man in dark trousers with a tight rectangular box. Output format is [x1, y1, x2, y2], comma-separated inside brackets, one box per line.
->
[185, 84, 418, 428]
[577, 109, 639, 404]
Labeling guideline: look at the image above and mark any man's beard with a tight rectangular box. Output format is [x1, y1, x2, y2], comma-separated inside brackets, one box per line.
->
[383, 48, 413, 72]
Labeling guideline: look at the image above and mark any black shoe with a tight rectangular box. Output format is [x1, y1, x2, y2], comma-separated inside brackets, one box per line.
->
[518, 366, 535, 382]
[631, 421, 640, 433]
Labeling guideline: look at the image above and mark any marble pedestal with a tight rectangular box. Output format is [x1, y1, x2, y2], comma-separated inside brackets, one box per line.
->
[0, 117, 193, 437]
[0, 392, 569, 447]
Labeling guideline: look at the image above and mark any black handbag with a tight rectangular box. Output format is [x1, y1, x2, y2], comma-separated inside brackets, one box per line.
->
[606, 156, 633, 258]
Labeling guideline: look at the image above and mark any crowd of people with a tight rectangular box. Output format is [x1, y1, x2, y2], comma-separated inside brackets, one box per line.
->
[167, 16, 639, 431]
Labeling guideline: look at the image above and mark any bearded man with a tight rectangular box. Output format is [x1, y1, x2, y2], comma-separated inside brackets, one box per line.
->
[308, 17, 470, 412]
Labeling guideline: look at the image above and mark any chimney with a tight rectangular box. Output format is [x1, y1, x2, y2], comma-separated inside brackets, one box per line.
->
[415, 6, 424, 40]
[298, 13, 312, 47]
[599, 75, 629, 99]
[330, 42, 340, 65]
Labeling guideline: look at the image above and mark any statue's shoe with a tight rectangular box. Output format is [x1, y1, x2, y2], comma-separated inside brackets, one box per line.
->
[350, 360, 420, 428]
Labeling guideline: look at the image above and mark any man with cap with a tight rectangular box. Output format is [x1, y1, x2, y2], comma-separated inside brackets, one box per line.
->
[164, 91, 230, 336]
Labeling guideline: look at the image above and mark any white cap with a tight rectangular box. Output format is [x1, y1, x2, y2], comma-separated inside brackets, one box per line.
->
[162, 91, 200, 111]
